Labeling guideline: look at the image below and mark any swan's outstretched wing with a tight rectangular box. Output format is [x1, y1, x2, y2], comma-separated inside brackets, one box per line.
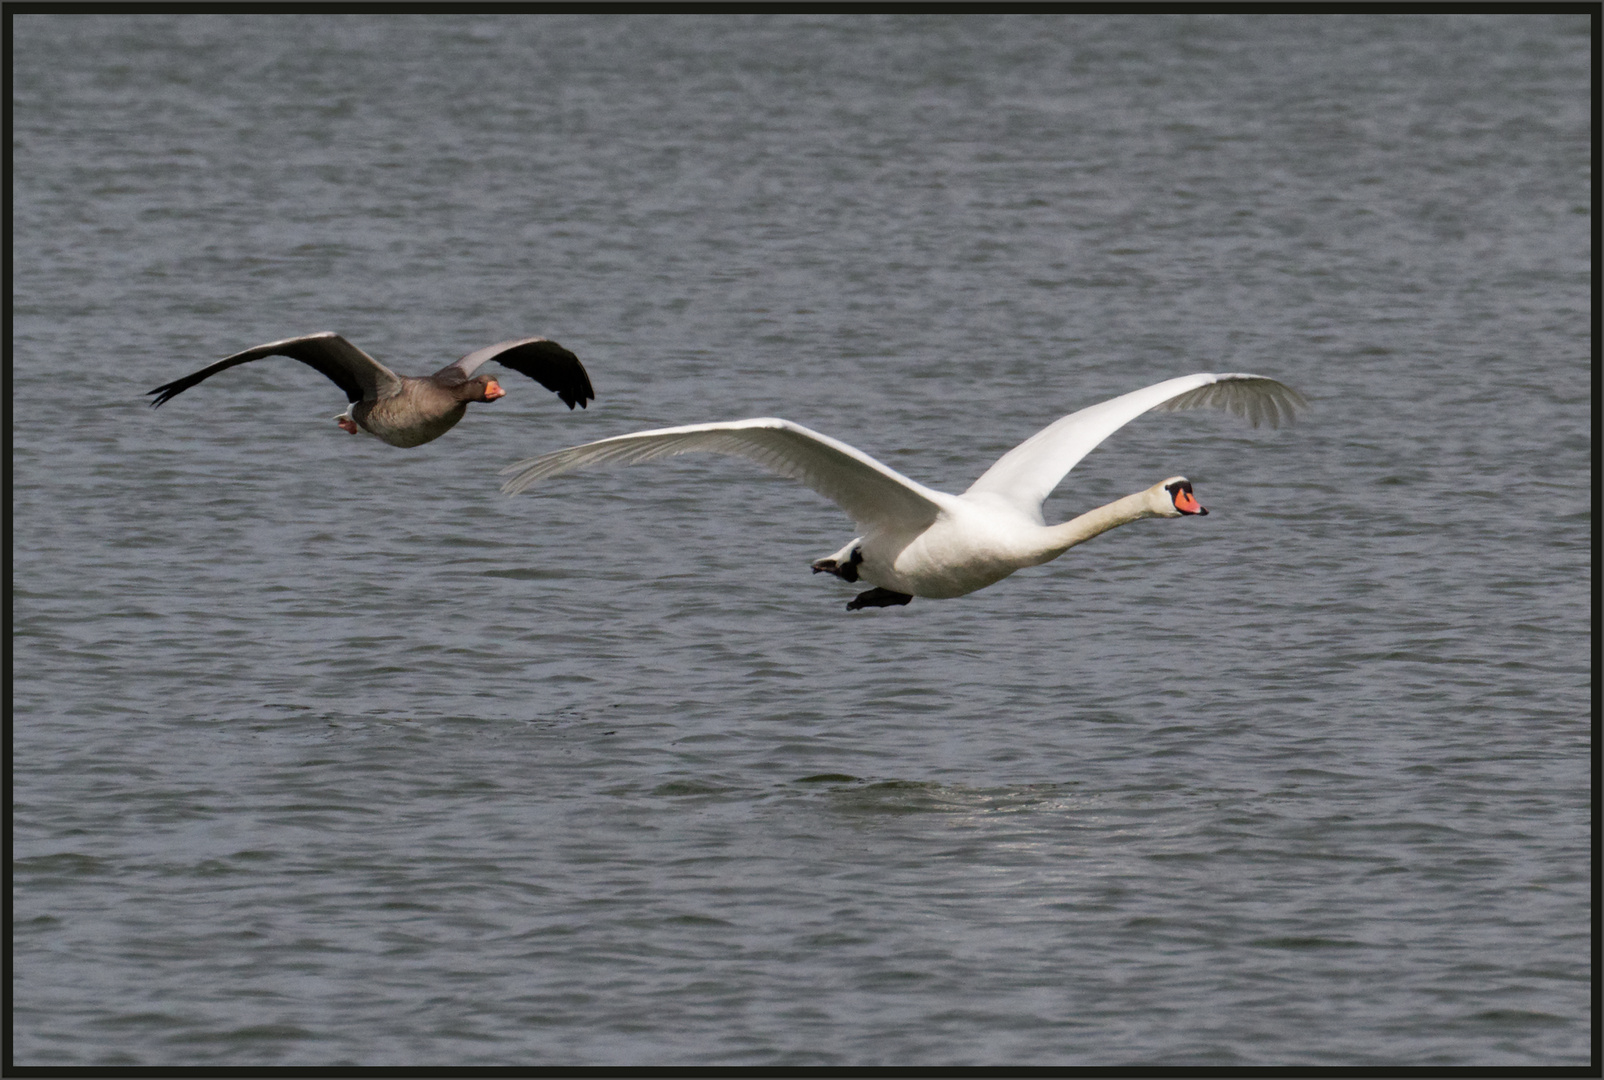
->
[501, 418, 948, 533]
[147, 332, 403, 407]
[441, 337, 595, 410]
[963, 373, 1306, 517]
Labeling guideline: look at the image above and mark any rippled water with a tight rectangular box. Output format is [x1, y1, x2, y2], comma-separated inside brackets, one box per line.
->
[12, 13, 1591, 1067]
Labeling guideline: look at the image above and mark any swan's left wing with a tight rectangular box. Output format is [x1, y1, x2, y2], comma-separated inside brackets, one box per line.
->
[500, 418, 948, 534]
[963, 373, 1306, 518]
[441, 337, 595, 409]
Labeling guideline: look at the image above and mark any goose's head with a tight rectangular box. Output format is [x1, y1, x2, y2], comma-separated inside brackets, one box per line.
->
[468, 375, 506, 403]
[1159, 477, 1208, 517]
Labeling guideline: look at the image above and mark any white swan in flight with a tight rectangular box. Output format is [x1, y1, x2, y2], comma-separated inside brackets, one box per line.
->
[501, 372, 1306, 610]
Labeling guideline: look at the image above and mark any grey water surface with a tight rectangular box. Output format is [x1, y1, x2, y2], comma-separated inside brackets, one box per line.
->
[11, 13, 1591, 1068]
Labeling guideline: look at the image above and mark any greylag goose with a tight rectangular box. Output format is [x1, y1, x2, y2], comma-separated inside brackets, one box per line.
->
[500, 372, 1304, 609]
[148, 332, 594, 447]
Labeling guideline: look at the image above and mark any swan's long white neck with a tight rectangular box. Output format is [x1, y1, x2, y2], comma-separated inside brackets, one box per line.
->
[1027, 484, 1172, 564]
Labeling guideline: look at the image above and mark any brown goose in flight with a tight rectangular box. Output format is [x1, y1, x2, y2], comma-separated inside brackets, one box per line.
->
[148, 332, 594, 448]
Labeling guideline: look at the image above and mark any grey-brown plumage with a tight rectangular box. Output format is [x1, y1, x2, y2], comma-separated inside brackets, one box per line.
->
[148, 331, 594, 448]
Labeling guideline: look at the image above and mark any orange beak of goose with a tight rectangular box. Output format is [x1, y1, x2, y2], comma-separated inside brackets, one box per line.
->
[483, 380, 506, 401]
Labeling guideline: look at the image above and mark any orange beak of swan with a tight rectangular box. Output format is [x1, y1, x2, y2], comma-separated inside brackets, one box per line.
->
[483, 380, 506, 401]
[1172, 486, 1207, 515]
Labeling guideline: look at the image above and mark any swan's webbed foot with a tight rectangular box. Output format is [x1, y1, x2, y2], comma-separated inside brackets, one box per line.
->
[846, 587, 913, 611]
[811, 545, 863, 583]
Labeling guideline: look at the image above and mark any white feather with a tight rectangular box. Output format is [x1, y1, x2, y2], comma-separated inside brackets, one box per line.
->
[499, 373, 1306, 604]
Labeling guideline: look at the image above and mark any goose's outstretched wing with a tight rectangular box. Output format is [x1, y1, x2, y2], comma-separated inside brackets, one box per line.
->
[442, 337, 594, 409]
[147, 332, 403, 407]
[963, 373, 1306, 517]
[501, 418, 949, 533]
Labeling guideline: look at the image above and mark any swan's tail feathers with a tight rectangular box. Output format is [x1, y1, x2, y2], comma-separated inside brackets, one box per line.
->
[1151, 375, 1308, 429]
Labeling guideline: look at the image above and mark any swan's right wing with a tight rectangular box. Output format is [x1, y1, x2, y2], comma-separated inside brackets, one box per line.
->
[963, 373, 1306, 517]
[147, 332, 404, 407]
[500, 418, 948, 533]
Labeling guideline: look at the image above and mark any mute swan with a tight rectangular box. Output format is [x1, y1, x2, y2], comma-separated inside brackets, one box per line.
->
[148, 332, 594, 448]
[500, 372, 1305, 609]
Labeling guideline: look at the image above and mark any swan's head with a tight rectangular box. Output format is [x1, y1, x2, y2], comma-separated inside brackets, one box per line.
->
[474, 376, 506, 403]
[1160, 477, 1207, 517]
